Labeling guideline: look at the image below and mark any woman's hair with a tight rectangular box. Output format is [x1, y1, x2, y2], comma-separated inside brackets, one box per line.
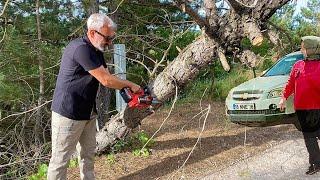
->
[87, 13, 117, 31]
[301, 36, 320, 59]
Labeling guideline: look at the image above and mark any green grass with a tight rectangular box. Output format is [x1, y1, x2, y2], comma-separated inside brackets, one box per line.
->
[28, 164, 48, 180]
[106, 153, 116, 165]
[68, 159, 78, 168]
[212, 68, 251, 100]
[177, 66, 252, 103]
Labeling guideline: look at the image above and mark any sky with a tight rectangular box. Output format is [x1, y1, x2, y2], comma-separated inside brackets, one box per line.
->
[295, 0, 308, 15]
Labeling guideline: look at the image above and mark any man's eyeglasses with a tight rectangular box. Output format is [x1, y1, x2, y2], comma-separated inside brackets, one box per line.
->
[94, 30, 116, 41]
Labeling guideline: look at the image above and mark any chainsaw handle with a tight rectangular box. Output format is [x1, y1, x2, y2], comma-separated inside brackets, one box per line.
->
[120, 88, 132, 103]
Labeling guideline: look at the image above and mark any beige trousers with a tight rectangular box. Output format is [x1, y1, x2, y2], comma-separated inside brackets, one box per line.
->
[47, 111, 96, 180]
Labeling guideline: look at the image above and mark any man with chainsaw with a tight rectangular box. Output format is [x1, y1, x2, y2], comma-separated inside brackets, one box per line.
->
[48, 13, 141, 179]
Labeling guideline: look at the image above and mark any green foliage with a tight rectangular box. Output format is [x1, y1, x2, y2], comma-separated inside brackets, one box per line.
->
[130, 131, 155, 157]
[127, 64, 149, 86]
[102, 131, 155, 164]
[212, 68, 250, 100]
[269, 1, 320, 55]
[68, 159, 78, 168]
[28, 164, 48, 180]
[112, 139, 129, 153]
[134, 131, 155, 147]
[132, 148, 150, 157]
[259, 50, 277, 71]
[179, 60, 251, 102]
[179, 79, 213, 102]
[106, 153, 116, 165]
[241, 38, 271, 57]
[295, 0, 320, 36]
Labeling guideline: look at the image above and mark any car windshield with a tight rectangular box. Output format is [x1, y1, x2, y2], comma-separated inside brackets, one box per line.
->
[263, 53, 304, 77]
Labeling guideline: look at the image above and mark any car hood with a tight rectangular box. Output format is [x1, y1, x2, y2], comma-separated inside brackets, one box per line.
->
[233, 75, 289, 92]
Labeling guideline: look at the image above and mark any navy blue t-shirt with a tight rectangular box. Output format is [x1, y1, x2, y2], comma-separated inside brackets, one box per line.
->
[51, 36, 106, 120]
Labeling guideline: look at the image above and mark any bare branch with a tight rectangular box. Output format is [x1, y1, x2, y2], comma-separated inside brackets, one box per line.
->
[0, 0, 10, 17]
[129, 1, 179, 10]
[139, 81, 178, 152]
[171, 104, 211, 178]
[126, 49, 158, 64]
[0, 22, 6, 43]
[113, 51, 153, 76]
[150, 9, 175, 78]
[217, 48, 231, 71]
[107, 0, 125, 15]
[240, 50, 261, 68]
[0, 100, 52, 123]
[227, 0, 259, 10]
[243, 19, 264, 46]
[204, 0, 220, 31]
[267, 20, 294, 51]
[226, 0, 246, 11]
[173, 0, 209, 28]
[259, 0, 291, 20]
[0, 155, 50, 169]
[67, 21, 86, 38]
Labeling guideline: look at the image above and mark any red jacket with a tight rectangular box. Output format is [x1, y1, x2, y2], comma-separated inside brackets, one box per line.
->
[282, 60, 320, 110]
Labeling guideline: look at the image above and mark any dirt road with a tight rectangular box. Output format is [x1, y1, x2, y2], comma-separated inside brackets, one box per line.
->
[68, 101, 308, 179]
[202, 138, 320, 180]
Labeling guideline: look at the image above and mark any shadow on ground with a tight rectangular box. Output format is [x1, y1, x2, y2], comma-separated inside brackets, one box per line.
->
[119, 124, 298, 179]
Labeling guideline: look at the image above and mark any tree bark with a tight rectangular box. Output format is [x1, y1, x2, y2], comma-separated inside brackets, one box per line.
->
[35, 0, 45, 144]
[96, 0, 291, 153]
[97, 34, 216, 152]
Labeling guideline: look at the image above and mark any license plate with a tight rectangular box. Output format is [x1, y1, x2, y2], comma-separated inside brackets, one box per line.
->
[233, 103, 255, 110]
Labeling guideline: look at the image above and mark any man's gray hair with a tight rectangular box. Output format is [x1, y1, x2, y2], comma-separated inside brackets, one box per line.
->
[87, 13, 117, 31]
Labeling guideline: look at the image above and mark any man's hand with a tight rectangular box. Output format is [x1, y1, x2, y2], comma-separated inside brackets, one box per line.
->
[130, 83, 141, 93]
[279, 98, 286, 112]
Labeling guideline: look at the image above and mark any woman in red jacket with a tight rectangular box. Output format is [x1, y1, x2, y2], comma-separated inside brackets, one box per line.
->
[279, 36, 320, 175]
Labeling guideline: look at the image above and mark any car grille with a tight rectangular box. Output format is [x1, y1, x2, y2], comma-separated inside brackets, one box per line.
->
[232, 90, 263, 101]
[227, 109, 282, 115]
[232, 97, 260, 101]
[233, 90, 263, 94]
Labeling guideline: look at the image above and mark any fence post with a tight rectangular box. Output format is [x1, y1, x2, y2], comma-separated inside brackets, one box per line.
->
[114, 44, 127, 112]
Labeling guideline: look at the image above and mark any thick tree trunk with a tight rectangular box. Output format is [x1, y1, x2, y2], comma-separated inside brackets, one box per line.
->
[96, 0, 290, 153]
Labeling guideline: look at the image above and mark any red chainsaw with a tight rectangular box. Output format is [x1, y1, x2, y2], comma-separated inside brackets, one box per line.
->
[120, 87, 161, 109]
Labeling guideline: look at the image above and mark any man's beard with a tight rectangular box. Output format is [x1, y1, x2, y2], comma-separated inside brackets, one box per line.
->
[94, 40, 110, 52]
[97, 43, 108, 52]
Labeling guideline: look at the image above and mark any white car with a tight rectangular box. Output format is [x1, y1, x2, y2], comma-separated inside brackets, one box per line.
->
[225, 51, 304, 126]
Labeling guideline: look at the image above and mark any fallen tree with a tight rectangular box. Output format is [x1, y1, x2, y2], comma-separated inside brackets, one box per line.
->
[96, 0, 290, 153]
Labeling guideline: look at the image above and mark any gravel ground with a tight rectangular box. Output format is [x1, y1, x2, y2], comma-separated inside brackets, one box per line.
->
[201, 137, 320, 180]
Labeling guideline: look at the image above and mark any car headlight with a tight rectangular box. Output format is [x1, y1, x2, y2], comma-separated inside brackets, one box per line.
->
[268, 88, 283, 99]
